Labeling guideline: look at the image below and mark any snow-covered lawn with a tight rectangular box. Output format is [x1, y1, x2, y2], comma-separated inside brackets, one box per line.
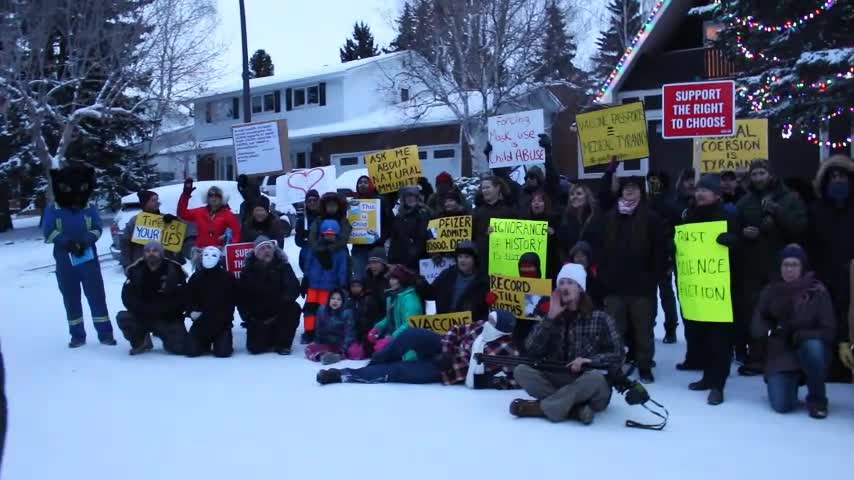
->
[0, 220, 851, 480]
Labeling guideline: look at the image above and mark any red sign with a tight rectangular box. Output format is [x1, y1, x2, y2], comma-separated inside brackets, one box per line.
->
[662, 80, 735, 139]
[225, 242, 255, 276]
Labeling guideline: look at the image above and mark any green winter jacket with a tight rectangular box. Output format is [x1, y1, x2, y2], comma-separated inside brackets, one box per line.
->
[374, 286, 423, 338]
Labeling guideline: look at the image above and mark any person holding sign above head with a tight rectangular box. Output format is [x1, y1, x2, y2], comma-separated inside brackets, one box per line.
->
[473, 175, 519, 265]
[302, 220, 350, 344]
[350, 175, 393, 278]
[417, 240, 489, 321]
[388, 185, 432, 271]
[241, 195, 286, 248]
[120, 190, 180, 268]
[177, 178, 241, 249]
[751, 245, 835, 419]
[365, 264, 422, 354]
[184, 247, 237, 358]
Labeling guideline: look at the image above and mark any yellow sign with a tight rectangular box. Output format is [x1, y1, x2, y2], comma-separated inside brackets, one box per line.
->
[488, 218, 548, 278]
[489, 275, 552, 321]
[426, 215, 472, 253]
[130, 212, 187, 253]
[347, 198, 381, 245]
[694, 119, 768, 173]
[674, 221, 733, 322]
[365, 145, 423, 194]
[576, 102, 650, 167]
[409, 311, 472, 333]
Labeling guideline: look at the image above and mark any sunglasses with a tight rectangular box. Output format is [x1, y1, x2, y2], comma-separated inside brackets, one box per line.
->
[208, 192, 222, 198]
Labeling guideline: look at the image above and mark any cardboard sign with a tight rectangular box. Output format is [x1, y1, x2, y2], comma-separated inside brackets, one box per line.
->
[225, 242, 256, 278]
[232, 120, 290, 175]
[674, 221, 733, 322]
[277, 165, 337, 206]
[488, 218, 548, 278]
[662, 80, 735, 138]
[426, 215, 472, 253]
[576, 102, 650, 166]
[409, 311, 472, 334]
[130, 213, 187, 253]
[489, 274, 552, 321]
[694, 119, 768, 173]
[347, 198, 381, 245]
[365, 145, 423, 194]
[419, 257, 455, 284]
[487, 109, 546, 168]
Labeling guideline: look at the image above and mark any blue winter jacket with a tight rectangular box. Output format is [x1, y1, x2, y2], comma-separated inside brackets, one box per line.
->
[43, 205, 102, 263]
[314, 305, 356, 348]
[304, 245, 348, 291]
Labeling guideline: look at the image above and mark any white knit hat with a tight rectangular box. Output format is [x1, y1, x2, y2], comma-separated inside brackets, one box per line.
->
[557, 263, 587, 291]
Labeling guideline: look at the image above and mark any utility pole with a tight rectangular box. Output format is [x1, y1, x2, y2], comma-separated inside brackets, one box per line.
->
[239, 0, 252, 124]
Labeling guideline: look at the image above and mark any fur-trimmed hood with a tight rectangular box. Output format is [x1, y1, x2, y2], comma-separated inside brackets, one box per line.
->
[813, 154, 854, 198]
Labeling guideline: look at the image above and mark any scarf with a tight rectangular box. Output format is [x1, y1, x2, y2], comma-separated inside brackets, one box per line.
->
[465, 322, 506, 389]
[764, 273, 820, 321]
[617, 198, 639, 215]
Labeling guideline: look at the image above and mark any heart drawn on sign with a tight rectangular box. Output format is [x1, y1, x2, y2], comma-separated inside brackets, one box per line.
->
[287, 168, 326, 194]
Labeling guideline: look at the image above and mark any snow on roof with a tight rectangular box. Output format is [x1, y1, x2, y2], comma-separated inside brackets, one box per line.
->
[197, 51, 408, 101]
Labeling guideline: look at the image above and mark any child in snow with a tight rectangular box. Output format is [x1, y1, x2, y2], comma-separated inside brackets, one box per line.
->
[302, 219, 349, 344]
[185, 246, 237, 358]
[346, 276, 369, 359]
[367, 264, 423, 353]
[305, 289, 359, 365]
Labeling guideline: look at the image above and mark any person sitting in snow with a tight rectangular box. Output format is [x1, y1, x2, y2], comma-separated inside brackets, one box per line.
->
[510, 264, 624, 425]
[417, 240, 489, 321]
[117, 241, 188, 355]
[185, 246, 237, 358]
[305, 289, 360, 365]
[302, 219, 350, 344]
[366, 264, 423, 353]
[316, 309, 520, 387]
[346, 276, 369, 350]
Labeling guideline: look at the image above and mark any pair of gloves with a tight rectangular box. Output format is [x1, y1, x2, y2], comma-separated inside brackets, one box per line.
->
[367, 328, 392, 353]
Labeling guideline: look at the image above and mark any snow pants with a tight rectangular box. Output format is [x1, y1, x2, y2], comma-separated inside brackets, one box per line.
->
[343, 328, 443, 384]
[55, 259, 112, 341]
[185, 330, 233, 358]
[303, 288, 330, 333]
[605, 295, 654, 369]
[245, 301, 301, 354]
[514, 365, 612, 423]
[116, 311, 186, 354]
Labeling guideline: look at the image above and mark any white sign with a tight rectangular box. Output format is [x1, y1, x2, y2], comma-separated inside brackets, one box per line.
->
[276, 165, 338, 206]
[419, 257, 456, 284]
[232, 120, 289, 175]
[487, 109, 546, 169]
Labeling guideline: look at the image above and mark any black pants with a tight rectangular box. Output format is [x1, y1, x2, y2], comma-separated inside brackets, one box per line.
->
[186, 329, 233, 358]
[0, 344, 6, 471]
[657, 273, 678, 332]
[245, 302, 300, 354]
[688, 320, 733, 390]
[116, 311, 187, 355]
[682, 319, 702, 366]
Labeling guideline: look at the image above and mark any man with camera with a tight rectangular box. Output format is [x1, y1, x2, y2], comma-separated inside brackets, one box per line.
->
[510, 263, 624, 425]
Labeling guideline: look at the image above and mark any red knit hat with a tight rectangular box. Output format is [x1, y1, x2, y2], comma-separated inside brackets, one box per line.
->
[435, 171, 453, 186]
[386, 264, 416, 286]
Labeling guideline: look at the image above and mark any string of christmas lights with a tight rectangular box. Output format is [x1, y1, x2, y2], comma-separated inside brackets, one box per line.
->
[731, 0, 837, 33]
[781, 106, 854, 148]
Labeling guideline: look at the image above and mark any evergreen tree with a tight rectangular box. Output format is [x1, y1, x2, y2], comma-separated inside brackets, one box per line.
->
[249, 49, 275, 78]
[388, 3, 417, 52]
[340, 22, 381, 62]
[534, 0, 582, 84]
[590, 0, 641, 87]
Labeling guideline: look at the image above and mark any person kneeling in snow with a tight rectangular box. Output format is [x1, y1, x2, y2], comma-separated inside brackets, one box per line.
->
[510, 264, 624, 425]
[365, 264, 423, 353]
[238, 236, 302, 355]
[305, 289, 360, 365]
[185, 247, 237, 358]
[117, 241, 188, 355]
[316, 310, 520, 387]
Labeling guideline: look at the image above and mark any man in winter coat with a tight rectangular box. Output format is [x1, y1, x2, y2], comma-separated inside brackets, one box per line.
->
[238, 236, 302, 355]
[363, 247, 390, 334]
[510, 264, 624, 425]
[241, 195, 287, 247]
[120, 190, 181, 268]
[185, 247, 237, 358]
[44, 164, 115, 348]
[736, 160, 807, 375]
[295, 189, 321, 272]
[117, 241, 188, 355]
[418, 240, 489, 320]
[350, 175, 393, 275]
[720, 170, 746, 215]
[177, 178, 241, 248]
[389, 185, 432, 271]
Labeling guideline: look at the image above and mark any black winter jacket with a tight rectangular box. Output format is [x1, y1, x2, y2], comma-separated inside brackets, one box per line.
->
[598, 204, 666, 297]
[122, 259, 187, 322]
[389, 204, 432, 270]
[187, 266, 237, 336]
[419, 266, 489, 320]
[238, 249, 300, 322]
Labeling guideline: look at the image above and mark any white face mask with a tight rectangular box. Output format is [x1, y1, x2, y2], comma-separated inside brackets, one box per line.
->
[201, 247, 221, 269]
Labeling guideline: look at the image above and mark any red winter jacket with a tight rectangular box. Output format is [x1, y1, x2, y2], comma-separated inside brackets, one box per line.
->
[177, 192, 241, 248]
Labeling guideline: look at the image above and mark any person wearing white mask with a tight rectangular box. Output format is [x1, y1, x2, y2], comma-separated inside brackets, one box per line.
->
[185, 247, 237, 358]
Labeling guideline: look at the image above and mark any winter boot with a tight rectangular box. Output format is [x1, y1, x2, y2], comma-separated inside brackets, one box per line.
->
[663, 330, 677, 344]
[509, 399, 545, 418]
[129, 334, 154, 356]
[807, 401, 828, 419]
[737, 365, 762, 377]
[707, 389, 724, 406]
[99, 333, 117, 346]
[638, 368, 655, 384]
[68, 337, 86, 349]
[570, 403, 594, 425]
[316, 368, 342, 385]
[276, 347, 292, 356]
[689, 380, 712, 391]
[300, 331, 315, 345]
[321, 352, 342, 365]
[676, 361, 702, 371]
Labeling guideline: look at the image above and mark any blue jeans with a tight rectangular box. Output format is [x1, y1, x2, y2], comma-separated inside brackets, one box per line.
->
[344, 329, 443, 384]
[766, 339, 828, 413]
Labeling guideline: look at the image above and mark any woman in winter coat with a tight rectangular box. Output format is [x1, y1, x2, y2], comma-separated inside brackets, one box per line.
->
[525, 190, 561, 280]
[559, 184, 604, 265]
[177, 178, 241, 248]
[308, 192, 352, 254]
[185, 247, 237, 358]
[752, 244, 836, 418]
[367, 264, 423, 353]
[350, 175, 394, 276]
[472, 175, 519, 264]
[302, 219, 350, 344]
[305, 289, 359, 365]
[241, 196, 286, 247]
[388, 185, 432, 271]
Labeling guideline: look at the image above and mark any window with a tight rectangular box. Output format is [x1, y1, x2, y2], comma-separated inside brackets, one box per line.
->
[400, 88, 410, 102]
[207, 99, 236, 122]
[296, 152, 307, 168]
[251, 92, 276, 114]
[338, 156, 359, 166]
[703, 22, 724, 43]
[433, 149, 455, 159]
[291, 84, 319, 108]
[307, 86, 319, 105]
[418, 151, 427, 160]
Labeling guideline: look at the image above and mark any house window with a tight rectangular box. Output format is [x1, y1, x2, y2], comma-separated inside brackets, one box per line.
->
[292, 84, 320, 109]
[252, 92, 276, 114]
[296, 152, 307, 168]
[703, 22, 724, 44]
[433, 149, 455, 159]
[400, 88, 410, 102]
[338, 156, 359, 166]
[208, 99, 235, 122]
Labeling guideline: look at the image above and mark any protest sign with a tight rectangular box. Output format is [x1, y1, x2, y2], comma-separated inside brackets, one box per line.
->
[487, 109, 546, 168]
[694, 119, 768, 173]
[426, 215, 472, 253]
[409, 312, 472, 334]
[232, 119, 290, 175]
[347, 198, 381, 245]
[674, 221, 733, 322]
[365, 145, 422, 194]
[225, 242, 256, 278]
[576, 102, 650, 166]
[662, 80, 735, 138]
[488, 218, 548, 278]
[489, 274, 552, 321]
[276, 165, 337, 206]
[419, 257, 456, 284]
[130, 213, 187, 253]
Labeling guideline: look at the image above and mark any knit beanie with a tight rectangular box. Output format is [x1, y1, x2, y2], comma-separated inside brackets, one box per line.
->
[305, 189, 320, 202]
[749, 159, 771, 175]
[137, 190, 158, 207]
[143, 241, 165, 255]
[400, 185, 420, 199]
[488, 310, 516, 335]
[386, 264, 416, 285]
[696, 174, 722, 196]
[454, 240, 478, 259]
[569, 240, 593, 260]
[436, 171, 453, 186]
[320, 219, 341, 236]
[557, 263, 587, 291]
[779, 243, 809, 270]
[619, 176, 647, 196]
[250, 195, 271, 212]
[253, 235, 275, 253]
[367, 246, 388, 265]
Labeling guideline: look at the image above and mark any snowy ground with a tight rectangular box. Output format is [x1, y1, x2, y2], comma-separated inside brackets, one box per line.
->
[0, 217, 851, 480]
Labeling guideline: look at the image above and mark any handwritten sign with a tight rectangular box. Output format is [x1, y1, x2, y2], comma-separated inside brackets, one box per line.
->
[694, 119, 768, 173]
[365, 145, 423, 194]
[232, 120, 290, 175]
[662, 80, 736, 138]
[674, 221, 733, 322]
[225, 242, 255, 278]
[487, 109, 546, 168]
[576, 102, 650, 166]
[488, 218, 548, 278]
[489, 274, 551, 321]
[419, 257, 455, 284]
[426, 215, 472, 253]
[409, 311, 472, 334]
[276, 165, 337, 206]
[347, 198, 381, 245]
[130, 213, 187, 253]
